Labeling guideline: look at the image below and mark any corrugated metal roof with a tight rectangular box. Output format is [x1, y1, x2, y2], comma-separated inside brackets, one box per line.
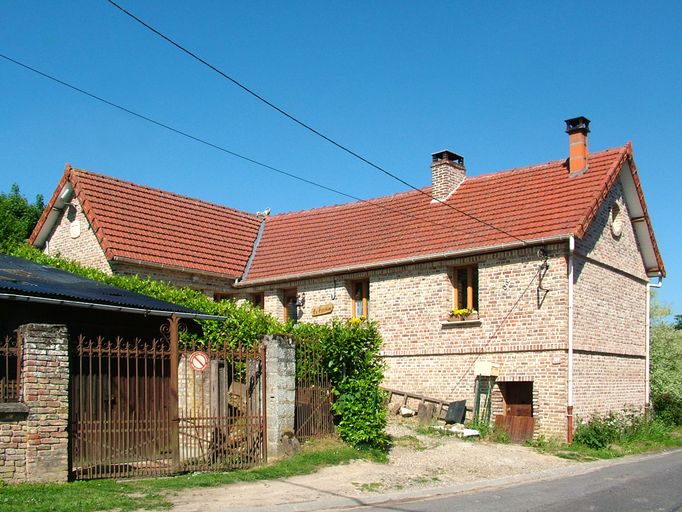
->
[0, 254, 206, 317]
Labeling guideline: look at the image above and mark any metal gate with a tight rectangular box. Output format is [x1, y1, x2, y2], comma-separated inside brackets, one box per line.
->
[294, 340, 334, 441]
[71, 318, 266, 480]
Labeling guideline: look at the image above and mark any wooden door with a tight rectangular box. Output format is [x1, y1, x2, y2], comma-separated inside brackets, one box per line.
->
[495, 381, 535, 442]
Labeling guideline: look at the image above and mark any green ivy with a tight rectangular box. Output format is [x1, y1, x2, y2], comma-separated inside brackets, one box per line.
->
[6, 244, 388, 448]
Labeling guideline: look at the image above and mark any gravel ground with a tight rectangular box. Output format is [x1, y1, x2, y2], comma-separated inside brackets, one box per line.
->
[170, 416, 574, 511]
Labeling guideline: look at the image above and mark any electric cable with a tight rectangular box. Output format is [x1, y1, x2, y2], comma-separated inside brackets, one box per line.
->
[106, 0, 527, 245]
[1, 53, 480, 235]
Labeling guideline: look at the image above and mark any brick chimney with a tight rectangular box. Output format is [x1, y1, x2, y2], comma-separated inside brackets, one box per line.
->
[431, 150, 465, 201]
[565, 116, 590, 175]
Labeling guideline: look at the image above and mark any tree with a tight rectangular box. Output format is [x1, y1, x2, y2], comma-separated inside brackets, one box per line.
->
[674, 315, 682, 331]
[650, 291, 682, 424]
[0, 184, 44, 253]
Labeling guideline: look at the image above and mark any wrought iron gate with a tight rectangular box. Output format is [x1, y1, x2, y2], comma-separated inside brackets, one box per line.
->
[71, 318, 266, 480]
[294, 339, 334, 441]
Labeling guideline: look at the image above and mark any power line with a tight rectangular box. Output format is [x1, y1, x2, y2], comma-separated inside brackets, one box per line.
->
[0, 53, 471, 234]
[106, 0, 527, 245]
[448, 261, 546, 395]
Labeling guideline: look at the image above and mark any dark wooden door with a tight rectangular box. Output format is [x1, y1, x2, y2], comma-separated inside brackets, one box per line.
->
[496, 381, 534, 442]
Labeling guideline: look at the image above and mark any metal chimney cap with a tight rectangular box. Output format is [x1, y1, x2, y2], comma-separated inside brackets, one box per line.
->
[432, 150, 464, 166]
[565, 116, 591, 134]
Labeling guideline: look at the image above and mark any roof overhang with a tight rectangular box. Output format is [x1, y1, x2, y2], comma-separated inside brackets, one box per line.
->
[618, 159, 665, 277]
[0, 292, 226, 321]
[111, 256, 241, 281]
[31, 180, 73, 249]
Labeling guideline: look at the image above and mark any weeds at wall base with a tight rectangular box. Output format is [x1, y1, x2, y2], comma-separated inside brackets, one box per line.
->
[526, 419, 682, 461]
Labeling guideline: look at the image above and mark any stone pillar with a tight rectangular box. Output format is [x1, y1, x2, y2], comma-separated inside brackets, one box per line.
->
[262, 334, 296, 459]
[20, 324, 70, 483]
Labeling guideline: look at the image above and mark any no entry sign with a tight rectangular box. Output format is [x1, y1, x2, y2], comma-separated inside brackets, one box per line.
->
[189, 351, 209, 372]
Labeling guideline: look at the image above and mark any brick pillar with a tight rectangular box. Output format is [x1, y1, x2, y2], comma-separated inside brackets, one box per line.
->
[20, 324, 70, 483]
[262, 334, 295, 459]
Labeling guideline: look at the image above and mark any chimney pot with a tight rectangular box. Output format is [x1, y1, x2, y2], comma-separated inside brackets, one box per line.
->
[432, 150, 464, 167]
[431, 149, 465, 201]
[565, 116, 591, 175]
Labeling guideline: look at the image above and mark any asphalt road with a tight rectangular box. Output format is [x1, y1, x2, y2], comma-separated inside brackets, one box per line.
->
[355, 450, 682, 512]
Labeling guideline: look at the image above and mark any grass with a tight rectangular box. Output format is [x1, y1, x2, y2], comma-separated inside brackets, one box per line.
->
[392, 435, 428, 451]
[0, 438, 384, 512]
[527, 424, 682, 462]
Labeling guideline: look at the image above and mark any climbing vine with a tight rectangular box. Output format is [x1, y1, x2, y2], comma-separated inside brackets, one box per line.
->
[7, 244, 388, 448]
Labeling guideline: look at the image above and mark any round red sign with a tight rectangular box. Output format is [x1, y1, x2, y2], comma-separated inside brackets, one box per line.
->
[189, 351, 209, 372]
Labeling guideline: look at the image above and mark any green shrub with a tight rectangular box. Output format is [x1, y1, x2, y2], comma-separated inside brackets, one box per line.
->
[574, 413, 626, 449]
[289, 319, 388, 449]
[653, 394, 682, 426]
[5, 244, 389, 450]
[573, 411, 672, 449]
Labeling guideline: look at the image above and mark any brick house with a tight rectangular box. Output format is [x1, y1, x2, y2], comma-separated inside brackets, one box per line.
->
[30, 117, 665, 440]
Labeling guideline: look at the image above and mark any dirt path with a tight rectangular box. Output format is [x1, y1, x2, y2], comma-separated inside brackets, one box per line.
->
[170, 418, 573, 511]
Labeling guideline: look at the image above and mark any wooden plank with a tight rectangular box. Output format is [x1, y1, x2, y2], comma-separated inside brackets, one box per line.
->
[494, 415, 535, 443]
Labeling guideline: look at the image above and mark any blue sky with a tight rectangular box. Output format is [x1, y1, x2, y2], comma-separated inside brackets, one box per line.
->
[1, 1, 680, 312]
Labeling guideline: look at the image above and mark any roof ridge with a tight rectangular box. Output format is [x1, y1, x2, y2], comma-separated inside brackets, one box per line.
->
[70, 167, 259, 221]
[267, 145, 628, 220]
[571, 144, 631, 238]
[269, 186, 432, 219]
[465, 145, 627, 183]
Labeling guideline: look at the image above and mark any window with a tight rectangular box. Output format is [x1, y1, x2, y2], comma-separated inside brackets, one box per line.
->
[0, 331, 20, 403]
[351, 280, 369, 318]
[283, 289, 299, 323]
[453, 266, 478, 311]
[250, 292, 265, 309]
[213, 292, 235, 302]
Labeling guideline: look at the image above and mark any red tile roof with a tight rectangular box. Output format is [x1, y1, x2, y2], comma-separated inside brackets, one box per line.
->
[243, 144, 663, 283]
[30, 167, 261, 277]
[31, 143, 664, 284]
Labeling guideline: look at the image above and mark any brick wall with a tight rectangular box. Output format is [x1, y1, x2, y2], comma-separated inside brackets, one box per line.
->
[572, 174, 648, 421]
[37, 172, 651, 442]
[0, 324, 69, 483]
[43, 198, 112, 274]
[255, 244, 570, 437]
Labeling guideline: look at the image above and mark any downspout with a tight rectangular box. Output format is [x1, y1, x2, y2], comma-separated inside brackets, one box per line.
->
[567, 235, 575, 443]
[645, 274, 663, 415]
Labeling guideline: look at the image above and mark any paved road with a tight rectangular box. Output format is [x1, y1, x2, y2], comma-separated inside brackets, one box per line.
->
[356, 450, 682, 512]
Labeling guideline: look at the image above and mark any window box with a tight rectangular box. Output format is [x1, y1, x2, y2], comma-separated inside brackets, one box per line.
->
[441, 309, 480, 326]
[440, 319, 482, 327]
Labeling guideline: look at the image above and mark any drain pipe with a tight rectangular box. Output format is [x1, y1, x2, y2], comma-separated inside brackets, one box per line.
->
[645, 274, 663, 416]
[567, 235, 575, 443]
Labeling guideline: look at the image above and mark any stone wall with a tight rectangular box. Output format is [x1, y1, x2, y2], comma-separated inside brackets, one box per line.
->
[0, 324, 69, 483]
[263, 335, 295, 459]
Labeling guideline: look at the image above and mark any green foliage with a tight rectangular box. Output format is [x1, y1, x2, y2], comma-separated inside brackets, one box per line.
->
[4, 244, 389, 448]
[0, 184, 44, 253]
[652, 393, 682, 426]
[332, 377, 389, 448]
[289, 320, 389, 449]
[649, 293, 682, 425]
[573, 411, 672, 450]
